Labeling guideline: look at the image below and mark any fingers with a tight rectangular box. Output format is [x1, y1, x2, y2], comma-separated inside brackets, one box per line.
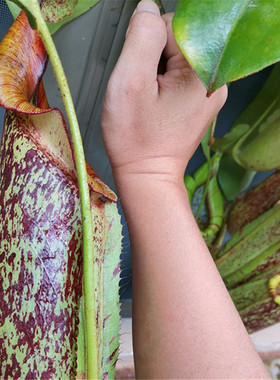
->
[161, 13, 183, 62]
[112, 0, 167, 87]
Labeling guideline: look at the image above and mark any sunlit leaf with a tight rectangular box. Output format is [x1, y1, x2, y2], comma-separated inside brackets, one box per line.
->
[0, 11, 121, 377]
[173, 0, 280, 92]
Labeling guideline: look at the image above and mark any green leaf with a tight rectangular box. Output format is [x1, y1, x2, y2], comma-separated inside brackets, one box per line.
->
[218, 63, 280, 171]
[8, 0, 37, 28]
[173, 0, 280, 92]
[5, 1, 22, 20]
[217, 154, 256, 202]
[230, 64, 280, 129]
[233, 108, 280, 170]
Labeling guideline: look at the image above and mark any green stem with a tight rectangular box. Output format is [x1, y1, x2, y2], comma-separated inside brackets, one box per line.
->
[195, 118, 217, 221]
[195, 162, 211, 221]
[31, 3, 98, 379]
[211, 203, 231, 259]
[209, 115, 217, 145]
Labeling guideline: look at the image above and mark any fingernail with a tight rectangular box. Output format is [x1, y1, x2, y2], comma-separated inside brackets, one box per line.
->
[135, 0, 160, 15]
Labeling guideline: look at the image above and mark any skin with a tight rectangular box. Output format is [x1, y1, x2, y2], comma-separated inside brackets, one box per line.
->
[101, 1, 270, 378]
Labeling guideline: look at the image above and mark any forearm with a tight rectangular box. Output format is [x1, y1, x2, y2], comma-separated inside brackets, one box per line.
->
[116, 174, 269, 379]
[102, 2, 269, 377]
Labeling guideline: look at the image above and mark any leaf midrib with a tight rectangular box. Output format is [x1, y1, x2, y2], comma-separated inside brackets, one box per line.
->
[208, 0, 252, 92]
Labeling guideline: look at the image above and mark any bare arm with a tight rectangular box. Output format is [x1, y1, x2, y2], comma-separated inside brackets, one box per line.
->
[102, 1, 270, 378]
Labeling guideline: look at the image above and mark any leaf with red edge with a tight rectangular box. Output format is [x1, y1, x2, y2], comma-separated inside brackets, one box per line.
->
[0, 11, 121, 378]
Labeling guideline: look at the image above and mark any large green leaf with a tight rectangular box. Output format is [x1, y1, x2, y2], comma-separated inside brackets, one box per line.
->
[173, 0, 280, 93]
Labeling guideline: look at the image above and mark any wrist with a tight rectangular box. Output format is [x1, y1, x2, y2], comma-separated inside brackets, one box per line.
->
[114, 166, 192, 222]
[112, 155, 188, 191]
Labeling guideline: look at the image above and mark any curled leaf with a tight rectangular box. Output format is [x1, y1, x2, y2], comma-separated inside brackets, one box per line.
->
[0, 11, 47, 112]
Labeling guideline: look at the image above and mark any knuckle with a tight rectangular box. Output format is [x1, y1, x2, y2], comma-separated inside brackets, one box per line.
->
[109, 69, 147, 100]
[123, 74, 147, 98]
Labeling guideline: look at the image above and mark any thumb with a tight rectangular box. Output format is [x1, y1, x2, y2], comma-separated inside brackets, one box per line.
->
[114, 0, 167, 85]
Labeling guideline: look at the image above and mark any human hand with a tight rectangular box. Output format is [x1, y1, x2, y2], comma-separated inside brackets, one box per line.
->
[102, 0, 227, 186]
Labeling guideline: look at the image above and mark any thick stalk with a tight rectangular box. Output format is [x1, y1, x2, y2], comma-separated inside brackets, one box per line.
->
[30, 2, 98, 378]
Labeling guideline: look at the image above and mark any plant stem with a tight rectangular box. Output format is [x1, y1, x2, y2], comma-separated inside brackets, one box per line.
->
[31, 3, 98, 379]
[195, 118, 217, 221]
[211, 203, 231, 259]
